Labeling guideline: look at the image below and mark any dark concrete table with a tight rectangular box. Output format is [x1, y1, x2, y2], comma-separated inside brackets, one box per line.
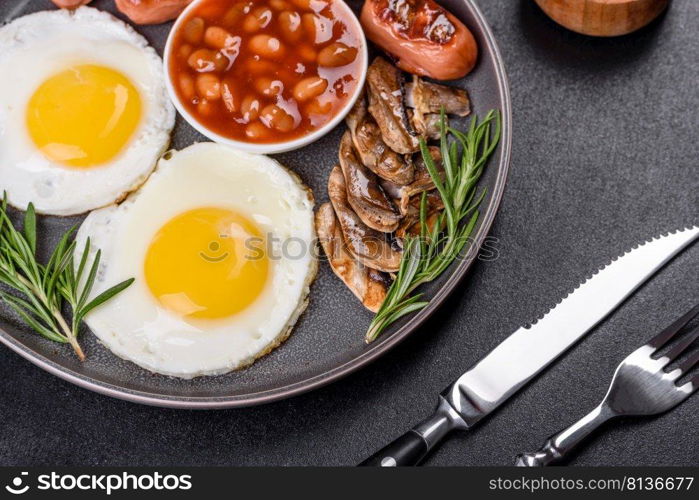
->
[0, 0, 697, 466]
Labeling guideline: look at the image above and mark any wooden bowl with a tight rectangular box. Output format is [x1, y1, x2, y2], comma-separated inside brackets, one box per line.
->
[534, 0, 669, 37]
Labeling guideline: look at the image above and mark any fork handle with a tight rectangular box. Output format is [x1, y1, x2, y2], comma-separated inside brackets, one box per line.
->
[515, 403, 614, 466]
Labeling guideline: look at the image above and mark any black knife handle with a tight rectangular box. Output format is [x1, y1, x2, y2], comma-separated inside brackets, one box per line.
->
[359, 430, 429, 467]
[358, 396, 468, 467]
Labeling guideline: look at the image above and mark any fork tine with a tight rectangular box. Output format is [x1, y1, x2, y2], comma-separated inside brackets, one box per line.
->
[677, 349, 699, 374]
[661, 325, 699, 366]
[648, 303, 699, 351]
[678, 373, 699, 395]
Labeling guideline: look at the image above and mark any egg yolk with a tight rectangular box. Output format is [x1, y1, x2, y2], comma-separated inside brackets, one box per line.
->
[26, 64, 142, 168]
[144, 207, 269, 320]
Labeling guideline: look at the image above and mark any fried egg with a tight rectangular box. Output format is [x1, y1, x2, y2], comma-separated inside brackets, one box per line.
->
[0, 7, 174, 215]
[76, 143, 317, 378]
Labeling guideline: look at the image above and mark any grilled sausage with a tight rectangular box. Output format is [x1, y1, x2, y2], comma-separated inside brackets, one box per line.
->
[51, 0, 92, 8]
[360, 0, 478, 80]
[115, 0, 193, 25]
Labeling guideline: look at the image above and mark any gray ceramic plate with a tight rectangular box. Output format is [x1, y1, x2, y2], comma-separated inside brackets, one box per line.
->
[0, 0, 511, 408]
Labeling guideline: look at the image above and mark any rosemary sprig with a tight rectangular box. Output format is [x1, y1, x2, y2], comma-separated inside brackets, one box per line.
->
[366, 109, 501, 343]
[0, 194, 134, 359]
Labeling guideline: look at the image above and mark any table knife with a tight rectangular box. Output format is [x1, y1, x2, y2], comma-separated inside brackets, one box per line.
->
[359, 226, 699, 466]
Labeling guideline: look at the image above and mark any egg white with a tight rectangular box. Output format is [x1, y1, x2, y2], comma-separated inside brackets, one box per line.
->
[76, 143, 317, 378]
[0, 7, 175, 216]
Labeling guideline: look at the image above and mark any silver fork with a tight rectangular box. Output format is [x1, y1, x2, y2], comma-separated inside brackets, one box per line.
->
[515, 303, 699, 466]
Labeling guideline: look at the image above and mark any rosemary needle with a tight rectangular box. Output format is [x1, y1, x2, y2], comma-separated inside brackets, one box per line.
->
[0, 194, 134, 359]
[366, 109, 501, 343]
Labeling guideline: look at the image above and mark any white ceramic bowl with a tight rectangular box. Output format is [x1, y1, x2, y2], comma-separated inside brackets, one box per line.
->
[163, 0, 368, 154]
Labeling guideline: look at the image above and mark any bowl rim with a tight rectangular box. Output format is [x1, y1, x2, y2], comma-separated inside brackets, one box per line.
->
[162, 0, 369, 154]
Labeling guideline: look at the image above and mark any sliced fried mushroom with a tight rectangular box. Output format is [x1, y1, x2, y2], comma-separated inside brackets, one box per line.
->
[339, 131, 401, 233]
[346, 94, 414, 185]
[411, 145, 444, 191]
[395, 190, 444, 240]
[405, 76, 470, 141]
[410, 110, 442, 140]
[328, 165, 402, 272]
[315, 203, 389, 312]
[396, 212, 442, 240]
[381, 146, 444, 215]
[405, 77, 471, 116]
[366, 57, 420, 154]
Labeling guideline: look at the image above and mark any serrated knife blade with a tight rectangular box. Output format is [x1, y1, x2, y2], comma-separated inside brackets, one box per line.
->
[360, 226, 699, 467]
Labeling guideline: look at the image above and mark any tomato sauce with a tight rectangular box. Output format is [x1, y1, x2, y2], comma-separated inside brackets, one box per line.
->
[169, 0, 364, 144]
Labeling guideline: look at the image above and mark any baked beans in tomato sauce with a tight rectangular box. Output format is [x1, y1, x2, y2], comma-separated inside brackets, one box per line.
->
[169, 0, 364, 144]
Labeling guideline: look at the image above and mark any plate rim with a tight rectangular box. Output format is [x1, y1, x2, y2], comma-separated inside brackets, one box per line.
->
[0, 0, 512, 409]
